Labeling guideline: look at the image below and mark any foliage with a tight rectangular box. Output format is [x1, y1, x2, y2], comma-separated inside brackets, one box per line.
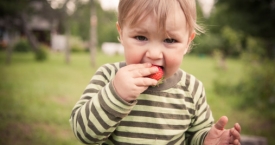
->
[0, 0, 60, 62]
[213, 36, 275, 143]
[0, 0, 28, 16]
[207, 2, 275, 129]
[69, 36, 86, 53]
[217, 0, 275, 40]
[210, 0, 275, 59]
[191, 3, 245, 57]
[97, 11, 119, 47]
[13, 38, 49, 61]
[192, 33, 223, 55]
[220, 26, 243, 57]
[70, 1, 119, 49]
[236, 60, 275, 119]
[237, 36, 275, 121]
[202, 6, 243, 57]
[13, 38, 31, 52]
[34, 44, 49, 61]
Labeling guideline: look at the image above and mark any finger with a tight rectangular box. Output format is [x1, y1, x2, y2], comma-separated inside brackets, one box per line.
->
[135, 77, 158, 87]
[126, 63, 152, 71]
[230, 128, 241, 141]
[234, 123, 241, 133]
[233, 139, 240, 145]
[229, 135, 234, 144]
[214, 116, 228, 130]
[229, 135, 240, 145]
[132, 67, 158, 78]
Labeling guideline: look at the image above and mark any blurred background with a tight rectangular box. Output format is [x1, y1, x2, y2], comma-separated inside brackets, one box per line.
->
[0, 0, 274, 144]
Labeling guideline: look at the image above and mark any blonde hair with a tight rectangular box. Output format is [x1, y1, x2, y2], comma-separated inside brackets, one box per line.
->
[117, 0, 203, 35]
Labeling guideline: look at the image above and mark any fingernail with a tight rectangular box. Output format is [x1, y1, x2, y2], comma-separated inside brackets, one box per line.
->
[145, 63, 151, 67]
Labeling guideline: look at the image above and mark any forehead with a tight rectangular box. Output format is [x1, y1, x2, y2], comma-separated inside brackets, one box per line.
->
[131, 3, 187, 32]
[119, 0, 188, 32]
[162, 4, 187, 31]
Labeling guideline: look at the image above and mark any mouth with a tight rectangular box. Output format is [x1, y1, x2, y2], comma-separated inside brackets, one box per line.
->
[151, 64, 165, 85]
[160, 66, 164, 72]
[152, 64, 165, 75]
[152, 64, 164, 70]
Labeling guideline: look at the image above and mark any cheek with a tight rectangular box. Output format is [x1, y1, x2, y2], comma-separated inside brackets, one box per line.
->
[124, 47, 144, 64]
[122, 38, 148, 64]
[166, 57, 183, 70]
[121, 40, 135, 64]
[164, 51, 184, 78]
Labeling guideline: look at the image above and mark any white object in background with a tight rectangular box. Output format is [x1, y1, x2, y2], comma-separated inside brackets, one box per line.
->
[102, 42, 124, 56]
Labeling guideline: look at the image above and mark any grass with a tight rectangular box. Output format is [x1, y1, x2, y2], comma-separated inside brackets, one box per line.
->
[0, 51, 273, 144]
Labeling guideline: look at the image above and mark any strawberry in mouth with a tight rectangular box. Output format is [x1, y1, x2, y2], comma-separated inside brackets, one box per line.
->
[147, 65, 164, 85]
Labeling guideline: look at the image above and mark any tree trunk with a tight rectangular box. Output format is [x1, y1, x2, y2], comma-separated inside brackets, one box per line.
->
[213, 49, 227, 70]
[65, 21, 71, 64]
[5, 32, 16, 65]
[20, 13, 39, 53]
[5, 44, 13, 65]
[89, 0, 97, 67]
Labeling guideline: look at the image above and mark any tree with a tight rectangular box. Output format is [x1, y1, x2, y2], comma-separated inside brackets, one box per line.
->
[70, 1, 118, 47]
[211, 0, 275, 59]
[1, 0, 37, 63]
[211, 1, 275, 141]
[0, 0, 60, 63]
[89, 0, 97, 67]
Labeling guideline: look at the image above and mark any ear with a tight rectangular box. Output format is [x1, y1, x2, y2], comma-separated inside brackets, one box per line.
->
[183, 32, 196, 55]
[116, 22, 123, 43]
[188, 32, 196, 44]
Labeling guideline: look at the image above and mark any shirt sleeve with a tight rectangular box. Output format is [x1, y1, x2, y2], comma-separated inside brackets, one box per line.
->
[185, 77, 214, 145]
[69, 63, 136, 144]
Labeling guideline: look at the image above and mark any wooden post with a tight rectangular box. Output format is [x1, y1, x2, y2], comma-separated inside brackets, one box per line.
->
[20, 13, 39, 53]
[89, 0, 97, 67]
[65, 20, 71, 64]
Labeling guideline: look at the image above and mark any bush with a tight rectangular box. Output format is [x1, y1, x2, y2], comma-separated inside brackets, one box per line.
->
[13, 38, 31, 52]
[236, 61, 275, 119]
[34, 44, 49, 61]
[213, 35, 275, 121]
[191, 33, 223, 55]
[69, 36, 85, 53]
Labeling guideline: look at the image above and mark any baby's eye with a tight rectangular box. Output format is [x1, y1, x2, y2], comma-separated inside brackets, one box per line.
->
[164, 38, 177, 43]
[135, 36, 148, 41]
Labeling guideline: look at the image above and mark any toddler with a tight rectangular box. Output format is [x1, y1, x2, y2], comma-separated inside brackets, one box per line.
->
[70, 0, 241, 144]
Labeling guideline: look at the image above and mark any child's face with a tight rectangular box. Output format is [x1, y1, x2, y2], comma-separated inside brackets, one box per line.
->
[117, 4, 195, 79]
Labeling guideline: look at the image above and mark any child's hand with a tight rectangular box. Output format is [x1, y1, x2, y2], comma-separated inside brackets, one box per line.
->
[113, 63, 158, 102]
[204, 116, 241, 145]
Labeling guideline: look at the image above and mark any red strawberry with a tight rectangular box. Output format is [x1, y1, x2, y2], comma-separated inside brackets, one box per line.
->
[147, 65, 164, 85]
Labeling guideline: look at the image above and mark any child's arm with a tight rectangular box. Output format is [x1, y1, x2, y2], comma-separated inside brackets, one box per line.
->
[69, 63, 131, 144]
[203, 116, 241, 145]
[69, 63, 158, 144]
[184, 79, 215, 144]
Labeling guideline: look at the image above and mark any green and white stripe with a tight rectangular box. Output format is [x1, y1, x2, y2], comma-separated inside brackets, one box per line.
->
[69, 62, 214, 145]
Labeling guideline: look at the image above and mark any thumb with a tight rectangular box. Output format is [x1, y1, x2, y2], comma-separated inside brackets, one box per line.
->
[214, 116, 228, 130]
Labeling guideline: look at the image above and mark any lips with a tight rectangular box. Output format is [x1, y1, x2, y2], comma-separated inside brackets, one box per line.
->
[152, 64, 164, 72]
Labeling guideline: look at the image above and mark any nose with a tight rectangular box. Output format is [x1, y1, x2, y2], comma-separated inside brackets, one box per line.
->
[145, 46, 163, 60]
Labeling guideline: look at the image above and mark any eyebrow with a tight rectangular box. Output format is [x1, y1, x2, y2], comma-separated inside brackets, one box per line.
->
[131, 27, 148, 33]
[165, 30, 182, 39]
[128, 27, 150, 36]
[129, 25, 185, 39]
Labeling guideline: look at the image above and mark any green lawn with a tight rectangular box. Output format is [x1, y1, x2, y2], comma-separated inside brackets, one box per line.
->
[0, 51, 272, 144]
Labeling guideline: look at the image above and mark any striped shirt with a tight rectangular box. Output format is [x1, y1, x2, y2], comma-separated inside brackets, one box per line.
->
[69, 62, 214, 145]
